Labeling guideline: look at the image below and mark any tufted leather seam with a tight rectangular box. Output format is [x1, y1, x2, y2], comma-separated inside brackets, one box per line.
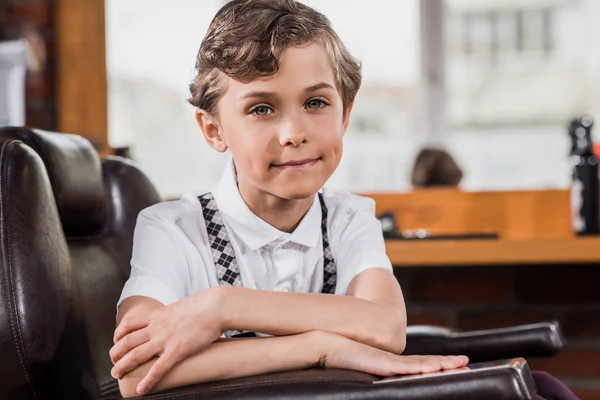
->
[136, 379, 366, 399]
[17, 129, 110, 240]
[17, 130, 50, 177]
[60, 156, 118, 242]
[13, 131, 54, 198]
[0, 140, 38, 398]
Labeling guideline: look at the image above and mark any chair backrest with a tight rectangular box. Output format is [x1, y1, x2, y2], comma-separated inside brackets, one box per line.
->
[0, 127, 161, 399]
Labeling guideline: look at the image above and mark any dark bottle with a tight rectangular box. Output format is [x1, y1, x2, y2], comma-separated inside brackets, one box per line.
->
[568, 116, 599, 235]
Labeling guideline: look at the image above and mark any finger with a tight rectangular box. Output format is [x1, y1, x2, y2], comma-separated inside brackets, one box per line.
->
[389, 356, 441, 375]
[382, 355, 446, 375]
[402, 355, 469, 374]
[113, 315, 149, 344]
[439, 355, 469, 369]
[111, 340, 161, 379]
[136, 354, 179, 395]
[110, 329, 150, 365]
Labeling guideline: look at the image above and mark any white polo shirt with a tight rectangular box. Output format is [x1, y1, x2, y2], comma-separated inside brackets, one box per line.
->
[118, 158, 392, 309]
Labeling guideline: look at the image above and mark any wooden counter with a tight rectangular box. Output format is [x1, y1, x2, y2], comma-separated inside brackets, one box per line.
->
[364, 189, 573, 241]
[360, 188, 600, 267]
[385, 237, 600, 267]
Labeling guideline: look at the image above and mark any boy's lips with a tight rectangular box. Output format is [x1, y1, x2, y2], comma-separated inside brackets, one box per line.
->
[273, 158, 320, 170]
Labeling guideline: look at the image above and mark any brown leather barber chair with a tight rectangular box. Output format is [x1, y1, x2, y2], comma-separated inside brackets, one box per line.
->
[0, 127, 563, 400]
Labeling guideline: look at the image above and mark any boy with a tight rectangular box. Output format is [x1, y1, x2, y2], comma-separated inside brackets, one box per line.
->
[110, 0, 469, 397]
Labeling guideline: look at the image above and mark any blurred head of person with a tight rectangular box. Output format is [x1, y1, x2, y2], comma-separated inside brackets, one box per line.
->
[411, 147, 463, 188]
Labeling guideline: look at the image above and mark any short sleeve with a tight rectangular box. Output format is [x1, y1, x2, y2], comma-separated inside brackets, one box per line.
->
[117, 211, 192, 310]
[330, 195, 393, 295]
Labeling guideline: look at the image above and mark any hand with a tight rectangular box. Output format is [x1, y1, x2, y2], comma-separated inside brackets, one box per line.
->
[109, 288, 224, 395]
[321, 332, 469, 376]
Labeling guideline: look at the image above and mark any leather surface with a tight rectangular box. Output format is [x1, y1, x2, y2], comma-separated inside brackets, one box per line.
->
[0, 127, 106, 237]
[405, 322, 565, 362]
[0, 138, 92, 399]
[125, 359, 535, 400]
[0, 128, 161, 399]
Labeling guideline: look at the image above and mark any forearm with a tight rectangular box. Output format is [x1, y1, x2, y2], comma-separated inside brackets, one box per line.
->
[118, 331, 326, 398]
[216, 286, 406, 353]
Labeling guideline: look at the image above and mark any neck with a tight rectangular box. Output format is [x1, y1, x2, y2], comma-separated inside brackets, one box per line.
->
[237, 181, 314, 233]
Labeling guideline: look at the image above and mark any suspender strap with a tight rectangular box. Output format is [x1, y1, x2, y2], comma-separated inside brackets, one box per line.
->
[318, 193, 337, 294]
[198, 193, 242, 287]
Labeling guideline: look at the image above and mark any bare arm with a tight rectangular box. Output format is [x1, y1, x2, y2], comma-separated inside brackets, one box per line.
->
[118, 331, 325, 398]
[116, 296, 163, 326]
[114, 286, 462, 397]
[115, 297, 324, 396]
[114, 269, 405, 357]
[220, 268, 406, 353]
[117, 313, 464, 398]
[113, 269, 406, 393]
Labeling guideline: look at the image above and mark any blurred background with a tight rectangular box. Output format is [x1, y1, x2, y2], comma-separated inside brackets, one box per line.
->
[5, 0, 599, 197]
[103, 0, 600, 197]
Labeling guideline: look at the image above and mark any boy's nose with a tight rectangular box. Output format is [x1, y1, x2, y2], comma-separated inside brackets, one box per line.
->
[279, 117, 308, 147]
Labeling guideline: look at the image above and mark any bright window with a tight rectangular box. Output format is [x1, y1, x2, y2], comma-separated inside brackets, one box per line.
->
[443, 0, 598, 190]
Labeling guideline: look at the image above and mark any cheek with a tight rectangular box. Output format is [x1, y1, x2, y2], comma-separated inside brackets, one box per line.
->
[313, 117, 344, 146]
[223, 117, 267, 150]
[226, 126, 278, 172]
[239, 129, 277, 157]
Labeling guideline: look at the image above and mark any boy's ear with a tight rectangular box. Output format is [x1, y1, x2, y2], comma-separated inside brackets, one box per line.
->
[195, 109, 228, 152]
[342, 101, 354, 134]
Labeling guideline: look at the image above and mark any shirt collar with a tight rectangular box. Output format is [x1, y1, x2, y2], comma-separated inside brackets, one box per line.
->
[212, 157, 321, 251]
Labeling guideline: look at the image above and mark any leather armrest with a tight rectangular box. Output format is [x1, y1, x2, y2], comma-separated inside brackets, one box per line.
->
[404, 321, 565, 362]
[130, 358, 535, 400]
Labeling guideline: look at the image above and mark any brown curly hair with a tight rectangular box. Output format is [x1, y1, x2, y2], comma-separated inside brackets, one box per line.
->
[188, 0, 362, 117]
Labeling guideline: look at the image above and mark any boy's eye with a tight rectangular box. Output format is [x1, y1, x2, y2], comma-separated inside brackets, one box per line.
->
[251, 105, 273, 116]
[305, 99, 327, 110]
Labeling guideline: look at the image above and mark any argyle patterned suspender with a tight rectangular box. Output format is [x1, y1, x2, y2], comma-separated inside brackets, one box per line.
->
[198, 192, 337, 337]
[318, 193, 337, 294]
[198, 193, 243, 287]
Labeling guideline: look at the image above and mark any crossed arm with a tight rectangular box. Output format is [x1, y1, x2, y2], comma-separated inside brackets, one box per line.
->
[111, 268, 468, 397]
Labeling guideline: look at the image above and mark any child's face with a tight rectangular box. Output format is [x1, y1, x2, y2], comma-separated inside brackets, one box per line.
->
[201, 43, 351, 201]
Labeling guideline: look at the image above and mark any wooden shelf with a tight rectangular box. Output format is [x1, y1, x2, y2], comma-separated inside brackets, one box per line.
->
[386, 237, 600, 267]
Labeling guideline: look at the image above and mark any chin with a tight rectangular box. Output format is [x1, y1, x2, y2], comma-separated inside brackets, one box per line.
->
[272, 178, 325, 200]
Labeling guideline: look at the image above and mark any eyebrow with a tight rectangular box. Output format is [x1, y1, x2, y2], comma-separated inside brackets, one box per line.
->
[239, 82, 335, 100]
[304, 82, 335, 93]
